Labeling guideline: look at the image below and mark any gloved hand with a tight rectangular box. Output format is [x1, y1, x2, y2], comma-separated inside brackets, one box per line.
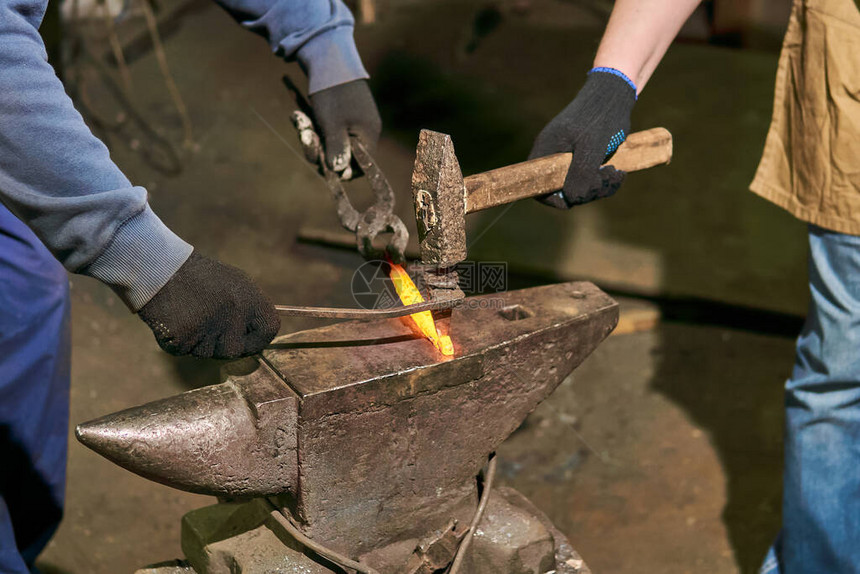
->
[310, 79, 382, 180]
[529, 68, 637, 209]
[138, 252, 280, 359]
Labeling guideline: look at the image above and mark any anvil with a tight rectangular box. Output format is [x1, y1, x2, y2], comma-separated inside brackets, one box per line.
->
[78, 282, 617, 572]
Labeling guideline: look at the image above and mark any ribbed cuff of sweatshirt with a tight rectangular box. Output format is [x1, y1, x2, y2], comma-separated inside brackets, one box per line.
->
[298, 26, 369, 94]
[81, 205, 194, 311]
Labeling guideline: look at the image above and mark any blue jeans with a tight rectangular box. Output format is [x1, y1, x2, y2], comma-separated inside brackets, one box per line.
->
[761, 225, 860, 573]
[0, 205, 71, 574]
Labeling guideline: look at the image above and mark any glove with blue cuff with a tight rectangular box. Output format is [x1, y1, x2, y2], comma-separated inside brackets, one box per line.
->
[529, 68, 637, 209]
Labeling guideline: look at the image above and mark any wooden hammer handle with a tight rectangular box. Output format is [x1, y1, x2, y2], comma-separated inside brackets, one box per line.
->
[464, 127, 672, 213]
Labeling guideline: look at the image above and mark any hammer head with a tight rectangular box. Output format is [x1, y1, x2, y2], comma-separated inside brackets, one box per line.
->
[411, 130, 467, 268]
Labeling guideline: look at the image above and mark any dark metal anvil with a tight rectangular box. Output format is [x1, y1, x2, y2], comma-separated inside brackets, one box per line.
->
[77, 282, 617, 573]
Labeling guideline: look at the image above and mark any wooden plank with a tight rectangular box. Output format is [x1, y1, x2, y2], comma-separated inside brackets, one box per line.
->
[612, 300, 661, 336]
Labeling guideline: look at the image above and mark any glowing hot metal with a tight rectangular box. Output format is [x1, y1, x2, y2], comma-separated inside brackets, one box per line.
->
[388, 262, 454, 355]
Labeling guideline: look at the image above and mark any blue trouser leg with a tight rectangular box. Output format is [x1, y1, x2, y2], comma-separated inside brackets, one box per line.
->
[761, 224, 860, 573]
[0, 205, 71, 574]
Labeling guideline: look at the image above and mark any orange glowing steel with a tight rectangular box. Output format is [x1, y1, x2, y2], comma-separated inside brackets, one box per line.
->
[388, 263, 454, 356]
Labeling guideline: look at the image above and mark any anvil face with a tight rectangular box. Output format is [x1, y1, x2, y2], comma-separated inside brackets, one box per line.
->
[77, 282, 617, 556]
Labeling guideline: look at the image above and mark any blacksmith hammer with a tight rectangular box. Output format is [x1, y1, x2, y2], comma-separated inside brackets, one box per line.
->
[411, 127, 672, 295]
[277, 126, 671, 319]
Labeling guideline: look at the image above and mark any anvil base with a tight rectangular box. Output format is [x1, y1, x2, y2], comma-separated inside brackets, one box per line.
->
[135, 487, 591, 574]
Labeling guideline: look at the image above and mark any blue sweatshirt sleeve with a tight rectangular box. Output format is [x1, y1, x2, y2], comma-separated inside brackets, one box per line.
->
[0, 0, 193, 311]
[213, 0, 369, 93]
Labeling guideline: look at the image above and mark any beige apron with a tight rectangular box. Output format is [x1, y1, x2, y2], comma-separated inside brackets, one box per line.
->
[750, 0, 860, 235]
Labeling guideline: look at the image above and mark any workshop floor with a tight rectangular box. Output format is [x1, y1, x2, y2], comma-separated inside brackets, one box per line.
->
[37, 2, 798, 572]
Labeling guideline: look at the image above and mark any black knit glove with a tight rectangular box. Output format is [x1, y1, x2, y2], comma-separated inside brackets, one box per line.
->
[138, 252, 280, 359]
[310, 79, 382, 180]
[529, 69, 637, 209]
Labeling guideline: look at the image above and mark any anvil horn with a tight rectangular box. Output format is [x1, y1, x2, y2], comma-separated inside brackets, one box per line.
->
[75, 362, 299, 497]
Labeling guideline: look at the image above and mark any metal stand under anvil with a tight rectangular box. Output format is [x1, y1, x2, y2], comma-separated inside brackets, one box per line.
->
[77, 282, 617, 574]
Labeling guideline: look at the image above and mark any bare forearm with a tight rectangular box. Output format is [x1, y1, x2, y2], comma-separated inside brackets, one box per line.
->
[593, 0, 702, 92]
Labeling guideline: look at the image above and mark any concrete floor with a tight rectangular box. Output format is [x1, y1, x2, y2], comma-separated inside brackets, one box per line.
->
[36, 2, 800, 572]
